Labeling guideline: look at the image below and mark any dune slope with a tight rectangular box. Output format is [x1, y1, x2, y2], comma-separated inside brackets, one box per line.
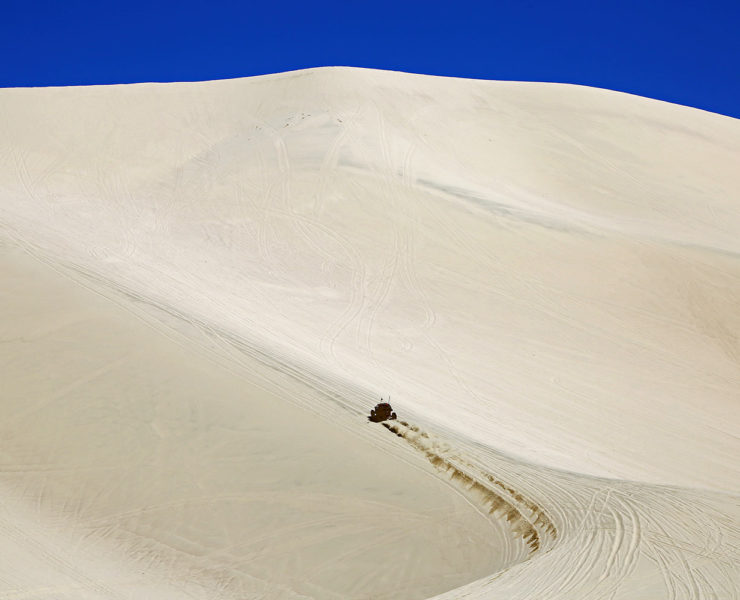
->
[1, 240, 520, 599]
[1, 67, 739, 599]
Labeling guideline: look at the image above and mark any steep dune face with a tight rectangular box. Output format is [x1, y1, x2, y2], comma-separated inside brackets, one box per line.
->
[2, 68, 738, 489]
[1, 68, 739, 599]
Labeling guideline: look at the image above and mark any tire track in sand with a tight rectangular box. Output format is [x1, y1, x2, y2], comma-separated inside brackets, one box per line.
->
[377, 419, 557, 556]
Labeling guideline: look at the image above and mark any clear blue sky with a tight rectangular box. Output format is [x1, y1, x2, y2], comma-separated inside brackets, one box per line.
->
[3, 0, 739, 118]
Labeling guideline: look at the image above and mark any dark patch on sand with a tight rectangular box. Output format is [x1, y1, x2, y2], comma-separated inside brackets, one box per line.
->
[381, 420, 557, 554]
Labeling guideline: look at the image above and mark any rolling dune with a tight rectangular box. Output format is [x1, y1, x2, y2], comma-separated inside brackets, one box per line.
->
[1, 67, 739, 599]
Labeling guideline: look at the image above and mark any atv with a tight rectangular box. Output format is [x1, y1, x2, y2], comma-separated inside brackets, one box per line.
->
[368, 399, 397, 423]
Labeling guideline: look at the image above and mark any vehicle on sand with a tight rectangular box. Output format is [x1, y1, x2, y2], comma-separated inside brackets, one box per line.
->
[368, 399, 397, 423]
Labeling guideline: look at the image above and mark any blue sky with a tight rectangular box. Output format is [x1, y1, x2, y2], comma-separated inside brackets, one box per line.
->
[3, 0, 739, 118]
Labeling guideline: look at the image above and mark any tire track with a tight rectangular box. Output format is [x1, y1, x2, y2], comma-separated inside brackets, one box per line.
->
[377, 419, 557, 556]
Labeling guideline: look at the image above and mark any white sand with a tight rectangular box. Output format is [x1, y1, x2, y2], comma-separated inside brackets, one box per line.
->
[1, 67, 739, 598]
[0, 242, 519, 598]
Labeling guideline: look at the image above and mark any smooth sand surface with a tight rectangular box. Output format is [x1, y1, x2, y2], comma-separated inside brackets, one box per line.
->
[1, 68, 739, 598]
[0, 243, 520, 598]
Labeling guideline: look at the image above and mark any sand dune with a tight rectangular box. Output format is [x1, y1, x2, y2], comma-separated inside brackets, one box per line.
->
[1, 67, 739, 598]
[1, 241, 518, 599]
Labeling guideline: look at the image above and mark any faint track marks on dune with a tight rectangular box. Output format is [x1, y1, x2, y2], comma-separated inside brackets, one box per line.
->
[378, 419, 557, 555]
